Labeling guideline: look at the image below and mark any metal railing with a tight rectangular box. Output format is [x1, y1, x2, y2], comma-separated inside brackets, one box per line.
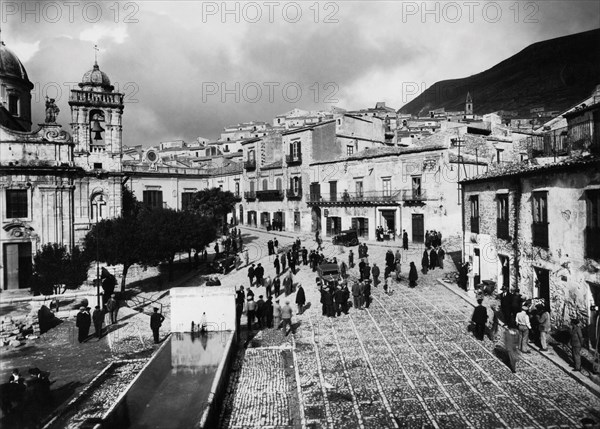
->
[285, 154, 302, 165]
[256, 190, 284, 201]
[306, 190, 402, 204]
[400, 190, 428, 201]
[244, 160, 256, 170]
[286, 188, 303, 199]
[244, 191, 256, 200]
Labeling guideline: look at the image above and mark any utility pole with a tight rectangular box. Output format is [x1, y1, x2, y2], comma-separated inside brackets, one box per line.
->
[93, 195, 106, 308]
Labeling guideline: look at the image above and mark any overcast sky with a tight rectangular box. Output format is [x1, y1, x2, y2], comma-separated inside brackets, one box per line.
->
[2, 0, 599, 146]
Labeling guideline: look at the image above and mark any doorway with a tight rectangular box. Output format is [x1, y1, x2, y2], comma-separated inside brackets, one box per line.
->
[239, 205, 244, 225]
[352, 217, 369, 238]
[3, 242, 32, 290]
[326, 217, 341, 237]
[473, 248, 481, 286]
[412, 214, 424, 243]
[311, 206, 322, 232]
[499, 255, 510, 291]
[534, 267, 551, 313]
[589, 282, 600, 356]
[294, 211, 301, 232]
[380, 210, 396, 238]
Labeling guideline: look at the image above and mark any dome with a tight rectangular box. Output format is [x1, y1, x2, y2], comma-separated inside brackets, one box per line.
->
[79, 62, 114, 92]
[0, 42, 33, 88]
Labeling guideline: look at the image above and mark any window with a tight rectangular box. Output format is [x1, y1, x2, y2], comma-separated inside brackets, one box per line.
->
[235, 182, 240, 196]
[143, 190, 163, 209]
[8, 94, 18, 116]
[93, 163, 103, 170]
[6, 189, 28, 218]
[181, 192, 195, 210]
[532, 191, 548, 248]
[248, 149, 255, 162]
[262, 179, 268, 190]
[347, 145, 354, 156]
[249, 181, 255, 193]
[497, 194, 509, 239]
[382, 178, 391, 196]
[292, 140, 301, 158]
[496, 149, 503, 164]
[470, 195, 479, 233]
[355, 181, 363, 197]
[585, 190, 600, 259]
[275, 178, 282, 191]
[292, 177, 300, 193]
[412, 176, 422, 198]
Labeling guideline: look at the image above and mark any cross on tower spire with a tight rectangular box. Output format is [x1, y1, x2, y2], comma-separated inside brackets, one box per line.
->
[94, 44, 99, 65]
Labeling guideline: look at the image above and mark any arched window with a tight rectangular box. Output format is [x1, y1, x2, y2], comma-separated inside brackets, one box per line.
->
[8, 93, 19, 116]
[235, 182, 240, 196]
[275, 178, 282, 190]
[262, 179, 268, 190]
[91, 193, 106, 222]
[250, 181, 255, 193]
[248, 149, 255, 162]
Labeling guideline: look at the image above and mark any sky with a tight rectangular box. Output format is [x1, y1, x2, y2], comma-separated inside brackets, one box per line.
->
[1, 0, 599, 146]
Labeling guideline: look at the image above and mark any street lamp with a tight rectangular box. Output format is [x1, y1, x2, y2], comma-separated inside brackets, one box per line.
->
[93, 195, 106, 308]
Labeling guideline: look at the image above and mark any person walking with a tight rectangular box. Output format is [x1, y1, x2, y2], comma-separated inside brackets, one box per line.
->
[248, 264, 255, 287]
[106, 294, 119, 324]
[348, 250, 355, 269]
[265, 276, 273, 299]
[358, 259, 366, 281]
[256, 296, 265, 329]
[372, 263, 380, 288]
[505, 326, 520, 373]
[281, 252, 287, 273]
[255, 263, 264, 287]
[296, 284, 306, 315]
[515, 307, 531, 353]
[395, 259, 402, 281]
[421, 250, 429, 274]
[273, 276, 281, 297]
[333, 285, 345, 316]
[284, 271, 293, 296]
[150, 307, 165, 344]
[570, 318, 583, 371]
[409, 262, 418, 288]
[92, 305, 104, 339]
[471, 299, 488, 340]
[402, 230, 409, 250]
[281, 300, 295, 335]
[273, 299, 282, 329]
[274, 257, 280, 276]
[537, 306, 551, 351]
[363, 280, 371, 309]
[352, 281, 362, 310]
[76, 306, 91, 343]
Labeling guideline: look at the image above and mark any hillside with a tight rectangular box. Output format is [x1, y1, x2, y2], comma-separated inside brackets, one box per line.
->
[399, 29, 600, 117]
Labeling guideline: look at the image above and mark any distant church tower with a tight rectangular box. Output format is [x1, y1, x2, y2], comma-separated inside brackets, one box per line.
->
[0, 41, 34, 131]
[69, 60, 124, 172]
[465, 92, 473, 117]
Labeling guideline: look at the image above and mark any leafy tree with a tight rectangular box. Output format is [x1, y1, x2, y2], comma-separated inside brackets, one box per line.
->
[30, 243, 91, 295]
[84, 214, 144, 292]
[122, 186, 143, 218]
[189, 187, 237, 227]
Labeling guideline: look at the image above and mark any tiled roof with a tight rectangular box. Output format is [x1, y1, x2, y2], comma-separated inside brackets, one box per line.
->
[460, 154, 600, 183]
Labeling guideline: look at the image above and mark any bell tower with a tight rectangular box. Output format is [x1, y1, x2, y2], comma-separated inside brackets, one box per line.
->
[69, 60, 124, 172]
[465, 92, 473, 117]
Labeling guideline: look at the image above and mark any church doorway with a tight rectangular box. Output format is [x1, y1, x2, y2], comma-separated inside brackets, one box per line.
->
[3, 242, 32, 290]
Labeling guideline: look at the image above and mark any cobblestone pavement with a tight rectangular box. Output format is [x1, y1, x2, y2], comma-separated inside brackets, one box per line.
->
[218, 228, 600, 428]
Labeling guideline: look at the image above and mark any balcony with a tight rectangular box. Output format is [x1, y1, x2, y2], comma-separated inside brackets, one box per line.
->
[532, 222, 549, 248]
[233, 193, 242, 202]
[470, 217, 480, 234]
[244, 191, 256, 201]
[256, 190, 284, 201]
[285, 154, 302, 165]
[306, 190, 400, 206]
[244, 160, 256, 171]
[585, 226, 600, 260]
[286, 188, 303, 200]
[400, 190, 428, 203]
[497, 218, 510, 240]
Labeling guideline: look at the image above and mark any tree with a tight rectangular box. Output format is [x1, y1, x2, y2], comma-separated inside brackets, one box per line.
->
[189, 187, 237, 227]
[83, 214, 144, 292]
[29, 243, 91, 295]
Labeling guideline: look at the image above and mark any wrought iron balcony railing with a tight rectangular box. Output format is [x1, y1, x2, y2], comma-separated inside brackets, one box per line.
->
[306, 190, 401, 205]
[244, 160, 256, 171]
[244, 191, 256, 201]
[256, 190, 284, 201]
[286, 188, 303, 200]
[400, 190, 428, 202]
[285, 154, 302, 165]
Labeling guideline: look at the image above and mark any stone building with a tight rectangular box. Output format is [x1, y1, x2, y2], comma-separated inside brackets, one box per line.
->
[0, 43, 124, 291]
[460, 95, 600, 337]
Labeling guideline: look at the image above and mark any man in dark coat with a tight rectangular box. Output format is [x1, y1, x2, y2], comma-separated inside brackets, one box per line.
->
[372, 264, 380, 287]
[437, 247, 445, 269]
[499, 288, 513, 325]
[421, 250, 429, 274]
[333, 286, 345, 316]
[265, 297, 274, 328]
[363, 280, 372, 309]
[273, 276, 281, 296]
[402, 230, 409, 250]
[281, 253, 287, 272]
[76, 306, 91, 343]
[150, 307, 165, 344]
[358, 259, 366, 281]
[385, 250, 395, 269]
[256, 296, 265, 328]
[101, 268, 117, 306]
[302, 247, 308, 265]
[348, 250, 355, 268]
[409, 262, 418, 287]
[92, 305, 104, 339]
[296, 285, 306, 315]
[429, 247, 438, 270]
[471, 299, 488, 340]
[363, 262, 371, 281]
[274, 257, 280, 276]
[248, 264, 255, 287]
[255, 263, 264, 286]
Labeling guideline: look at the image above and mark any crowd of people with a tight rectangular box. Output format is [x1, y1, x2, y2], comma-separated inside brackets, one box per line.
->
[1, 367, 52, 424]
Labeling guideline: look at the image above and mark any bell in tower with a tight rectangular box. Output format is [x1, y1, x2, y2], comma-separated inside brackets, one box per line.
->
[90, 112, 105, 141]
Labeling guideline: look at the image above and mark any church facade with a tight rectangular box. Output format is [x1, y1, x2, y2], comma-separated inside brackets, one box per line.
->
[0, 42, 124, 291]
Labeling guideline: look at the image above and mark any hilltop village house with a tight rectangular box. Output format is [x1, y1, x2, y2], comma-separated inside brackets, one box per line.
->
[0, 42, 124, 290]
[460, 93, 600, 342]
